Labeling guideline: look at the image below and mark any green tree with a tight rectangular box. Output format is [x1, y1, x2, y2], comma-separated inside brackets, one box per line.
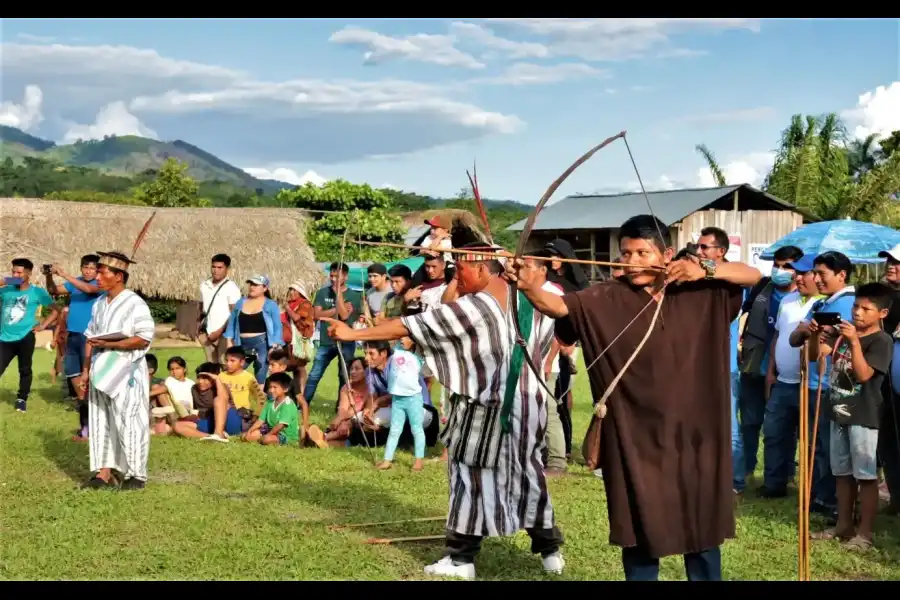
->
[448, 185, 528, 250]
[878, 130, 900, 160]
[133, 157, 199, 207]
[276, 179, 406, 262]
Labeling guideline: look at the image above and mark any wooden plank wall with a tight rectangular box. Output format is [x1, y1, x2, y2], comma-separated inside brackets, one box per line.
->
[672, 209, 803, 262]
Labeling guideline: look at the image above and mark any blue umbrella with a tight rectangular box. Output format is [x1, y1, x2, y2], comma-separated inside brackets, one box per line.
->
[761, 219, 900, 264]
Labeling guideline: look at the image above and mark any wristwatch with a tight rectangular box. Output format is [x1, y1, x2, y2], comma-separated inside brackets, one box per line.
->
[699, 259, 717, 280]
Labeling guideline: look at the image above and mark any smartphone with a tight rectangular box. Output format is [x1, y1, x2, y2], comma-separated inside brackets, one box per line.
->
[813, 311, 842, 327]
[42, 264, 52, 272]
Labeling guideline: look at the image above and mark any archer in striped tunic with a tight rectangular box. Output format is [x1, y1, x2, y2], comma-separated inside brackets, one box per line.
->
[323, 243, 565, 580]
[76, 252, 155, 491]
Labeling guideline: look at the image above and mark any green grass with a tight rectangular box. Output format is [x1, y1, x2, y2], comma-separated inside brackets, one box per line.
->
[3, 349, 900, 580]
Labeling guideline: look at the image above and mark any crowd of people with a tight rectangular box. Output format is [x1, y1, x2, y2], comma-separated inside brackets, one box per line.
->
[2, 212, 900, 581]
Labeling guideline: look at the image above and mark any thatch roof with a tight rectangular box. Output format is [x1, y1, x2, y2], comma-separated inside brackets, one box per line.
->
[401, 208, 489, 249]
[0, 198, 325, 302]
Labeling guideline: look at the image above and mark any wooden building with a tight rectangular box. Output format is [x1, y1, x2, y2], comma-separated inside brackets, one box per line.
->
[505, 184, 817, 280]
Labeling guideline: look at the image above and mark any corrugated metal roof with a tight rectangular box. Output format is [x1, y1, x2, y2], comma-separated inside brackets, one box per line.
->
[404, 224, 429, 246]
[505, 184, 815, 232]
[506, 186, 742, 231]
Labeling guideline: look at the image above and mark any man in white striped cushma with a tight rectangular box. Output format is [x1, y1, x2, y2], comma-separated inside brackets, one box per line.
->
[323, 243, 565, 580]
[76, 252, 155, 491]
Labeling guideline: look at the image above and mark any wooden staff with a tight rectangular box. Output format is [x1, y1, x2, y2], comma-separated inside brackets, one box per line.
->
[351, 240, 665, 271]
[365, 535, 445, 545]
[798, 343, 810, 581]
[329, 516, 447, 530]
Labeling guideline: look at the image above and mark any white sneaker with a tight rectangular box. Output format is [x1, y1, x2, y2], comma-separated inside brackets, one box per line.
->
[542, 552, 565, 574]
[423, 556, 476, 580]
[201, 434, 229, 443]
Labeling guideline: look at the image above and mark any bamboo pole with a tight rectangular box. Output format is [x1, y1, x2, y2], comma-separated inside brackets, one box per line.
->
[798, 343, 810, 581]
[365, 535, 446, 545]
[351, 240, 665, 271]
[329, 516, 447, 530]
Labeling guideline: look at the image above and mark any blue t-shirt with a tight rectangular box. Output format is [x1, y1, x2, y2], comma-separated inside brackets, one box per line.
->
[805, 288, 856, 391]
[0, 285, 54, 343]
[759, 288, 788, 375]
[64, 278, 105, 335]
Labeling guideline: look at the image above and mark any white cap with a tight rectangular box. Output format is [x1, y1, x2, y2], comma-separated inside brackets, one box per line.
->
[878, 243, 900, 263]
[288, 280, 310, 300]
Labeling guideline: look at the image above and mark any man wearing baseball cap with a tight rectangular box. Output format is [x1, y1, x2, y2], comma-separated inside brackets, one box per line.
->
[877, 244, 900, 514]
[759, 254, 824, 498]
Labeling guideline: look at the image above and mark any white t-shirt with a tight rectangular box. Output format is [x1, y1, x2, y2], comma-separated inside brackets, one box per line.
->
[200, 278, 242, 334]
[542, 281, 565, 374]
[164, 376, 196, 412]
[421, 235, 454, 264]
[387, 347, 424, 397]
[773, 292, 821, 384]
[421, 283, 448, 311]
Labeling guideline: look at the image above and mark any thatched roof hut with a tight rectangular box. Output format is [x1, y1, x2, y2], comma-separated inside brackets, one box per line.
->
[0, 198, 325, 302]
[401, 208, 489, 250]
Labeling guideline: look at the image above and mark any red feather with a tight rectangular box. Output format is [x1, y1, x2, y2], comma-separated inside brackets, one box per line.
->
[130, 211, 157, 261]
[467, 161, 492, 243]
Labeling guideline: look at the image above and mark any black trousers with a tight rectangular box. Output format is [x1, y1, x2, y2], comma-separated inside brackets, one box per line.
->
[446, 525, 564, 564]
[879, 399, 900, 507]
[555, 355, 574, 455]
[0, 332, 36, 401]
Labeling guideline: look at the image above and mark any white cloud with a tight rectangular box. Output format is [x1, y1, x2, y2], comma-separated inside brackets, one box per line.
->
[449, 22, 549, 60]
[16, 33, 56, 43]
[2, 41, 523, 163]
[841, 81, 900, 140]
[329, 27, 485, 69]
[695, 151, 775, 187]
[62, 101, 158, 143]
[243, 167, 327, 186]
[485, 18, 760, 62]
[675, 107, 776, 124]
[0, 84, 44, 131]
[473, 62, 608, 86]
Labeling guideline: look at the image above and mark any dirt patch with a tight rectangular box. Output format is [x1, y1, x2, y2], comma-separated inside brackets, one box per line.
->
[153, 471, 196, 485]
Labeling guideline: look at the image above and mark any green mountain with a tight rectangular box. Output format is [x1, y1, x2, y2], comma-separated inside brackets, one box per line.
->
[0, 125, 292, 194]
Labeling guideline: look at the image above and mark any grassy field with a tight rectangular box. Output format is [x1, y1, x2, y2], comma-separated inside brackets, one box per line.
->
[3, 348, 900, 581]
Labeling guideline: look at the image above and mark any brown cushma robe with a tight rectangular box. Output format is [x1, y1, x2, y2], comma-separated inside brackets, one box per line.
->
[555, 277, 743, 558]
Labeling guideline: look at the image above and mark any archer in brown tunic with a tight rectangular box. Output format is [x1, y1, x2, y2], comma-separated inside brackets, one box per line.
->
[508, 214, 760, 581]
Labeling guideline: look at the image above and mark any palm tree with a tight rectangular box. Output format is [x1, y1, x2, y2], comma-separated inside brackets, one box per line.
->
[695, 143, 728, 186]
[846, 133, 881, 179]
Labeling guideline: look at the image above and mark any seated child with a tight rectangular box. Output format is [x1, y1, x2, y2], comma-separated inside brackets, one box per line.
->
[377, 336, 426, 472]
[268, 349, 310, 442]
[147, 354, 174, 434]
[219, 346, 266, 431]
[171, 362, 244, 443]
[164, 356, 195, 416]
[243, 372, 300, 446]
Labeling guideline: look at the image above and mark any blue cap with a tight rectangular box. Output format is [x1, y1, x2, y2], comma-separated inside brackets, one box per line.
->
[246, 274, 270, 287]
[786, 255, 815, 273]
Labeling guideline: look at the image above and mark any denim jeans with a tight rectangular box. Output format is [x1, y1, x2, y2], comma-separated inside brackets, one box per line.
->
[810, 387, 837, 509]
[64, 331, 87, 378]
[731, 372, 745, 492]
[739, 373, 767, 475]
[763, 382, 799, 491]
[303, 343, 357, 407]
[240, 334, 270, 385]
[622, 545, 722, 581]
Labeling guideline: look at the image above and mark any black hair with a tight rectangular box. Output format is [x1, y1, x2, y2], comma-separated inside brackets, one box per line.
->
[619, 215, 671, 252]
[813, 251, 855, 280]
[348, 356, 367, 371]
[699, 226, 730, 252]
[388, 264, 412, 280]
[265, 372, 292, 392]
[211, 254, 232, 268]
[329, 261, 350, 274]
[424, 253, 445, 263]
[773, 245, 803, 262]
[367, 263, 388, 275]
[364, 341, 391, 353]
[81, 254, 100, 267]
[146, 353, 158, 372]
[225, 346, 246, 360]
[11, 258, 34, 271]
[106, 265, 129, 285]
[167, 356, 187, 370]
[195, 361, 221, 376]
[269, 348, 289, 364]
[459, 242, 504, 274]
[855, 282, 894, 312]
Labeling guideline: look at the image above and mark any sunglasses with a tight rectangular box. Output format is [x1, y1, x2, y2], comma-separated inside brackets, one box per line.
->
[697, 244, 722, 251]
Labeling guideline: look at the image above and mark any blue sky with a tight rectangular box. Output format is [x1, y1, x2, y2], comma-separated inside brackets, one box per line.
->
[2, 18, 898, 202]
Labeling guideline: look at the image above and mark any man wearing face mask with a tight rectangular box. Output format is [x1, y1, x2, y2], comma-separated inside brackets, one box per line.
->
[736, 245, 804, 485]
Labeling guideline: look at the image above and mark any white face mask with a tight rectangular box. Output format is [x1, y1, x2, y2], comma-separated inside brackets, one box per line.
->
[770, 268, 794, 287]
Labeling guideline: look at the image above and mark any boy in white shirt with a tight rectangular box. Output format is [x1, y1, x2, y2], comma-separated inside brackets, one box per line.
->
[377, 336, 426, 472]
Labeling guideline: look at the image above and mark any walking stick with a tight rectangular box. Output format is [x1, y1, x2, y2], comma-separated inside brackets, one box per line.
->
[798, 343, 810, 581]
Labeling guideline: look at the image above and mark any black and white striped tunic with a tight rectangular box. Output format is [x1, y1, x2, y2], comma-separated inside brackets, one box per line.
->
[85, 290, 155, 481]
[402, 290, 557, 537]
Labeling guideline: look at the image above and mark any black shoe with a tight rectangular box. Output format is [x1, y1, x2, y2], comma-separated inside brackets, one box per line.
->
[120, 478, 146, 491]
[15, 399, 26, 412]
[758, 485, 788, 499]
[82, 476, 117, 490]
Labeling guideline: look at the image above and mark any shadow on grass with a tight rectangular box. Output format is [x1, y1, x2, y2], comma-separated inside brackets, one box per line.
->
[38, 430, 90, 485]
[248, 464, 544, 580]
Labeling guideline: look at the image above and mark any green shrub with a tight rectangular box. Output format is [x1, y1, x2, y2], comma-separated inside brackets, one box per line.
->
[147, 300, 178, 324]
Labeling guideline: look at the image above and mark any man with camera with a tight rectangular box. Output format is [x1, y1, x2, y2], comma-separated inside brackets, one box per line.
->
[45, 256, 105, 436]
[1, 258, 59, 413]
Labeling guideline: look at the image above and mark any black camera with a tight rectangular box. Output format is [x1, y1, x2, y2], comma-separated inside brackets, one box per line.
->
[42, 264, 52, 273]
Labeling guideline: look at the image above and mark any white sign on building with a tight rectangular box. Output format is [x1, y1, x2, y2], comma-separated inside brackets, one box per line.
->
[749, 243, 773, 276]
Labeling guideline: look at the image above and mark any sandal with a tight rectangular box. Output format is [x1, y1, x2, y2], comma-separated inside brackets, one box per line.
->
[841, 535, 874, 552]
[810, 527, 853, 541]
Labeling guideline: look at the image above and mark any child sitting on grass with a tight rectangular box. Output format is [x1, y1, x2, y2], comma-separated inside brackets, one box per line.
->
[171, 362, 245, 443]
[268, 350, 311, 443]
[377, 336, 426, 472]
[147, 354, 175, 435]
[810, 282, 894, 552]
[164, 356, 195, 416]
[242, 372, 300, 446]
[220, 346, 266, 432]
